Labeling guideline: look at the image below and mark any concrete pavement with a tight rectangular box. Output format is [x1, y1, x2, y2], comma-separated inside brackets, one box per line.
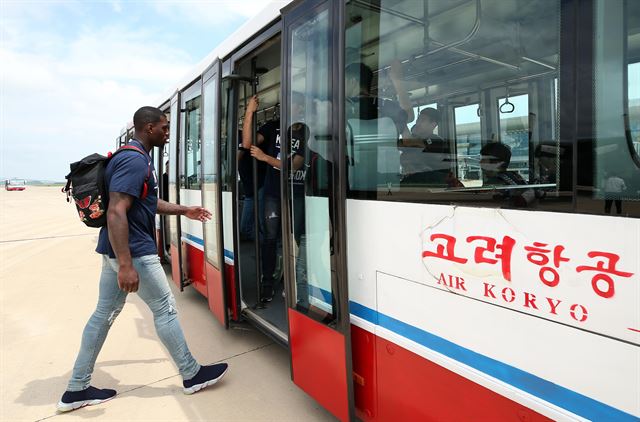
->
[0, 186, 335, 421]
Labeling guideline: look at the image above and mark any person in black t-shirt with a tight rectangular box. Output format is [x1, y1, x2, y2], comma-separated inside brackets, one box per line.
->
[243, 94, 308, 303]
[400, 108, 460, 187]
[480, 142, 535, 207]
[345, 62, 408, 134]
[238, 130, 266, 240]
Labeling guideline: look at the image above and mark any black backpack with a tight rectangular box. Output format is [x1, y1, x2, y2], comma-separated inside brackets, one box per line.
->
[63, 145, 150, 228]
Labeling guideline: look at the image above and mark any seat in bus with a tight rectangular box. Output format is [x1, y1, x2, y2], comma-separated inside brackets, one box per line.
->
[347, 116, 400, 192]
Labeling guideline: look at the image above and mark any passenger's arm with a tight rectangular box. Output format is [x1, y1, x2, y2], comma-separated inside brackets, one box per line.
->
[242, 95, 265, 149]
[107, 191, 138, 293]
[157, 199, 212, 222]
[389, 60, 415, 123]
[250, 146, 281, 169]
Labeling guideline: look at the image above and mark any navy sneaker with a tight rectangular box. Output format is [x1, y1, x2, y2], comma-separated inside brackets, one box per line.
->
[183, 363, 228, 395]
[57, 386, 116, 412]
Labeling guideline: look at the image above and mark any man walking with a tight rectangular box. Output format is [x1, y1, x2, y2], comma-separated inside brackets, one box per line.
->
[58, 107, 227, 412]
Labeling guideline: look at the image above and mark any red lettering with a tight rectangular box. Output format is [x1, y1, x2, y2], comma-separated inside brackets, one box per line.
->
[546, 298, 562, 315]
[455, 277, 467, 291]
[524, 292, 538, 309]
[501, 287, 516, 303]
[570, 304, 588, 322]
[483, 283, 497, 299]
[422, 234, 468, 264]
[437, 273, 447, 286]
[577, 252, 633, 299]
[591, 274, 615, 299]
[466, 235, 516, 281]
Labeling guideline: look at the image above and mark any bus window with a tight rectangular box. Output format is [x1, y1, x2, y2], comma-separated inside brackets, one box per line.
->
[184, 96, 202, 190]
[579, 0, 640, 217]
[345, 0, 570, 210]
[629, 63, 640, 156]
[454, 103, 482, 186]
[498, 93, 529, 182]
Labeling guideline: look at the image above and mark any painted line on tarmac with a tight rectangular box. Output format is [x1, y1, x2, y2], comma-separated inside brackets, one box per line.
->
[0, 233, 95, 244]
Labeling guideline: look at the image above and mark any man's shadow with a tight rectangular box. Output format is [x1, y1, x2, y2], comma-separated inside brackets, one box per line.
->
[16, 358, 174, 418]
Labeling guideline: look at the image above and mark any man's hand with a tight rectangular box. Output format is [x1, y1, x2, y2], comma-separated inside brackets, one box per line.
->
[246, 95, 259, 115]
[250, 145, 267, 162]
[118, 264, 139, 293]
[185, 206, 212, 222]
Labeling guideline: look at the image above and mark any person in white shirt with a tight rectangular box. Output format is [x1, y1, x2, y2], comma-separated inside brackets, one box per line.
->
[604, 173, 627, 214]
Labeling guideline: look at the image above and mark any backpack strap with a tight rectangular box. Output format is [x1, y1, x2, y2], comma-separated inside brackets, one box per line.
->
[111, 145, 152, 199]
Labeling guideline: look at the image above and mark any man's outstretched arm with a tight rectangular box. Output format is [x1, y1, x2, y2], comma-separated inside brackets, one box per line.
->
[157, 199, 212, 222]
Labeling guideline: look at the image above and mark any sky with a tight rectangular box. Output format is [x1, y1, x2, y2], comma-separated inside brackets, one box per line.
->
[1, 0, 268, 181]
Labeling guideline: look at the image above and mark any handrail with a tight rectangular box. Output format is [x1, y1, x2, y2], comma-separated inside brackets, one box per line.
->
[425, 0, 481, 57]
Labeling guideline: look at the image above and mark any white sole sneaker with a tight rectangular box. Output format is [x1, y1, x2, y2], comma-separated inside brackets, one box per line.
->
[183, 367, 228, 395]
[56, 396, 114, 412]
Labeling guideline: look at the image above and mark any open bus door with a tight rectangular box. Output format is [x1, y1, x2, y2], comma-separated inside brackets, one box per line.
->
[282, 2, 355, 420]
[201, 59, 228, 327]
[168, 93, 185, 290]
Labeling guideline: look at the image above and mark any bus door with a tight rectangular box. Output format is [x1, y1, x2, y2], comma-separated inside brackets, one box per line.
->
[227, 24, 284, 336]
[201, 59, 228, 327]
[233, 76, 261, 311]
[282, 2, 355, 420]
[179, 80, 206, 296]
[167, 93, 184, 289]
[159, 142, 171, 261]
[219, 74, 241, 321]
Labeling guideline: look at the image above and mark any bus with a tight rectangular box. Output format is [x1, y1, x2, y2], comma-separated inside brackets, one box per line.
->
[116, 0, 640, 420]
[5, 179, 27, 191]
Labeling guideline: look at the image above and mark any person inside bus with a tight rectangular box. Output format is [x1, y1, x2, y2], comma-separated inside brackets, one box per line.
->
[345, 62, 409, 135]
[480, 142, 535, 207]
[237, 130, 265, 241]
[243, 93, 308, 304]
[58, 107, 228, 412]
[399, 108, 460, 187]
[603, 171, 627, 214]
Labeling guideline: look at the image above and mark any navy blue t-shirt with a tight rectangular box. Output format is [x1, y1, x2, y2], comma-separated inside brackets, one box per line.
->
[260, 120, 307, 199]
[96, 140, 158, 258]
[259, 121, 281, 199]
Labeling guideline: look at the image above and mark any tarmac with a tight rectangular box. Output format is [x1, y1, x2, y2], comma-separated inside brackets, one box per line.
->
[0, 186, 335, 422]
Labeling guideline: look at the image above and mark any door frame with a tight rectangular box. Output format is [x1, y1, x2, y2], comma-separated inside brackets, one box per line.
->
[178, 78, 204, 289]
[201, 58, 229, 327]
[281, 0, 356, 420]
[225, 21, 284, 326]
[168, 92, 185, 290]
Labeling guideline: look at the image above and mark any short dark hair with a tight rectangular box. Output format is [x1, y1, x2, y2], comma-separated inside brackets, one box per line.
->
[481, 142, 512, 167]
[346, 63, 373, 92]
[133, 106, 165, 131]
[420, 107, 440, 126]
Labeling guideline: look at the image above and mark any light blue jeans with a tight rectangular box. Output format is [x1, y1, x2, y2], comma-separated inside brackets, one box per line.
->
[67, 254, 200, 391]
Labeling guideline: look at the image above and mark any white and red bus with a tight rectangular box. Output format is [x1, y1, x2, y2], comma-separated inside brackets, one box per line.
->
[118, 0, 640, 420]
[5, 179, 27, 191]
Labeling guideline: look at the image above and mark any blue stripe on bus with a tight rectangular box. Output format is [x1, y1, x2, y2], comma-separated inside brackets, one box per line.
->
[182, 234, 234, 261]
[183, 233, 204, 246]
[309, 284, 332, 303]
[171, 240, 634, 420]
[348, 301, 637, 422]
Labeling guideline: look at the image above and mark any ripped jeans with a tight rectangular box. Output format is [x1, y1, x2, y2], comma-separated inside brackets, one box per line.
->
[66, 255, 200, 391]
